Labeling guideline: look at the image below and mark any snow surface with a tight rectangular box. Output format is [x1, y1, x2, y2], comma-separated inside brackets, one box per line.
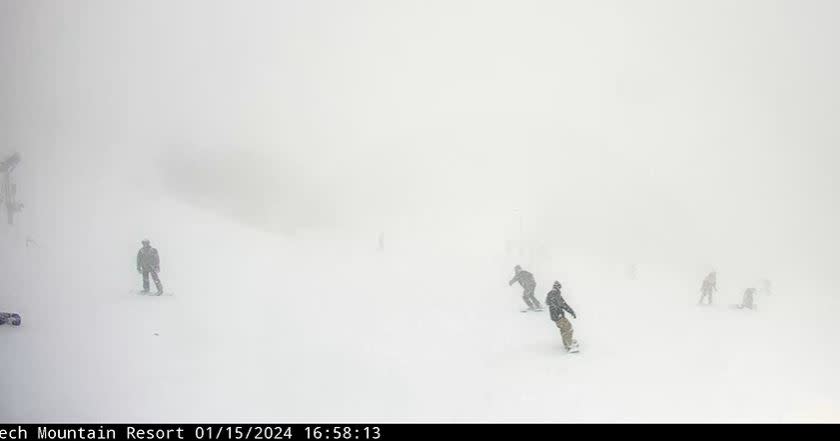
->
[0, 150, 836, 423]
[3, 178, 840, 424]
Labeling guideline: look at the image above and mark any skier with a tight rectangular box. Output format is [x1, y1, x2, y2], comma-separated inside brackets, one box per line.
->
[698, 271, 717, 305]
[508, 265, 542, 311]
[736, 287, 757, 310]
[136, 239, 164, 296]
[545, 281, 578, 352]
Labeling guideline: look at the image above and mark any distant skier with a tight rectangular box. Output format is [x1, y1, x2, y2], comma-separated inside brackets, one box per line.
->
[736, 287, 757, 310]
[545, 281, 578, 352]
[136, 239, 163, 296]
[698, 271, 717, 305]
[509, 265, 542, 311]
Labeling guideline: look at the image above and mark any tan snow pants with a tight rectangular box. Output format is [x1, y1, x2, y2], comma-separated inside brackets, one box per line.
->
[556, 317, 575, 350]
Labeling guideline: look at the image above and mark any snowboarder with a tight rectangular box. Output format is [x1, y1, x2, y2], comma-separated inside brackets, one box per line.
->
[545, 281, 578, 352]
[736, 287, 757, 310]
[136, 239, 164, 296]
[508, 265, 542, 311]
[698, 271, 717, 305]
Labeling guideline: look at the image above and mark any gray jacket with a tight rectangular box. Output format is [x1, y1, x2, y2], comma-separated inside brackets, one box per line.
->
[137, 246, 160, 272]
[509, 270, 536, 289]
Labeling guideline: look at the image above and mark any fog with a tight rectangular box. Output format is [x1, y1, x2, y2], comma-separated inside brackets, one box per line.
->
[2, 0, 840, 422]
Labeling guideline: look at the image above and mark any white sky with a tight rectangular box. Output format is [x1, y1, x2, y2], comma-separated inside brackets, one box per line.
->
[2, 0, 839, 285]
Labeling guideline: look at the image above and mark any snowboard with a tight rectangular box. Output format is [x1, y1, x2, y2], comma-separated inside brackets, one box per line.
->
[567, 340, 580, 353]
[130, 290, 175, 297]
[521, 307, 545, 313]
[0, 312, 21, 326]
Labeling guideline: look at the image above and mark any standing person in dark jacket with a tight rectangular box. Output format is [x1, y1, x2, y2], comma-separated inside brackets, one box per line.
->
[509, 265, 542, 311]
[546, 281, 578, 352]
[136, 239, 163, 295]
[699, 271, 717, 305]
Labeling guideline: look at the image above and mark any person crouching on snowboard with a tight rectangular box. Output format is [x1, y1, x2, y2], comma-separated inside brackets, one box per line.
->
[509, 265, 542, 311]
[546, 281, 577, 351]
[136, 239, 164, 296]
[737, 287, 756, 310]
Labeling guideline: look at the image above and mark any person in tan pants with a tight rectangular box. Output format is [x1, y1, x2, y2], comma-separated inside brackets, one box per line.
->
[545, 281, 578, 351]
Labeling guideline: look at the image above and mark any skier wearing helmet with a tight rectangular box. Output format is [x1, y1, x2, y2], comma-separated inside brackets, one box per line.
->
[136, 239, 163, 296]
[509, 265, 542, 311]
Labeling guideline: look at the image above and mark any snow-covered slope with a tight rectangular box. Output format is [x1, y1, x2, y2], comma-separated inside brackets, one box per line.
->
[2, 171, 840, 423]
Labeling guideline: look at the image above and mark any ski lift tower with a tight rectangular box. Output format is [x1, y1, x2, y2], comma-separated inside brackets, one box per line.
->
[0, 152, 23, 225]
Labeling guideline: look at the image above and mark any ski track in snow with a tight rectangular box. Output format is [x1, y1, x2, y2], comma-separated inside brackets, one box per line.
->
[2, 197, 840, 422]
